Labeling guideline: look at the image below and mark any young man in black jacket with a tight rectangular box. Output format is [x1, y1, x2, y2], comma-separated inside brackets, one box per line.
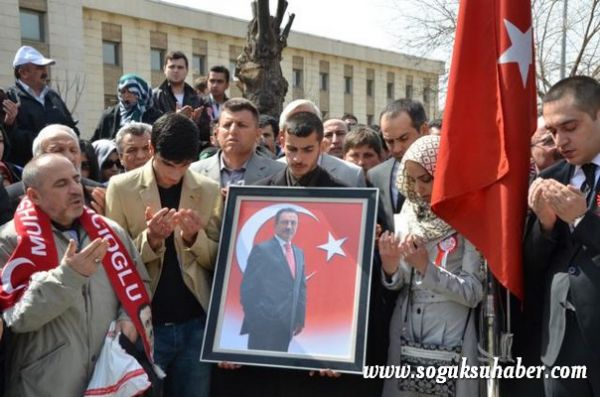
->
[152, 51, 211, 143]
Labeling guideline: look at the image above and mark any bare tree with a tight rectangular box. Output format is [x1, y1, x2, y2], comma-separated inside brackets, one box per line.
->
[389, 0, 600, 100]
[235, 0, 295, 117]
[53, 70, 86, 115]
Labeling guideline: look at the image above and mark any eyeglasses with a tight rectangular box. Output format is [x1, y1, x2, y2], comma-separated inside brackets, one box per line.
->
[531, 136, 555, 148]
[101, 159, 122, 169]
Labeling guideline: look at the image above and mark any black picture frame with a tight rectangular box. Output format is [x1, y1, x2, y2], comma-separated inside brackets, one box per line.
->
[201, 186, 378, 374]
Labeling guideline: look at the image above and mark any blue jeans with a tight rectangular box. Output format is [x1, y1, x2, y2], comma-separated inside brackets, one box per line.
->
[154, 317, 211, 397]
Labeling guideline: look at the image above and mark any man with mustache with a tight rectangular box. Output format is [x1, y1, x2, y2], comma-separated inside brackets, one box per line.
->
[0, 154, 150, 396]
[6, 46, 79, 166]
[190, 98, 284, 195]
[240, 207, 306, 352]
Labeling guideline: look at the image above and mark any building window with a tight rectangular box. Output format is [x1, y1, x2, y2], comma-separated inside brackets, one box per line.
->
[387, 82, 394, 99]
[229, 60, 238, 81]
[344, 76, 353, 95]
[151, 48, 164, 72]
[20, 9, 44, 42]
[320, 72, 329, 91]
[406, 75, 414, 99]
[292, 69, 303, 88]
[102, 41, 119, 65]
[366, 79, 374, 97]
[423, 78, 432, 104]
[367, 114, 374, 125]
[193, 54, 206, 75]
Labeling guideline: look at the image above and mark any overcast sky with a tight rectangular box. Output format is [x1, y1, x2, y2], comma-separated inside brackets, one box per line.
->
[162, 0, 400, 52]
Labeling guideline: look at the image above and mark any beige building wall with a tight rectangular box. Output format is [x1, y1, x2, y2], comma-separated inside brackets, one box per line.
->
[0, 0, 444, 138]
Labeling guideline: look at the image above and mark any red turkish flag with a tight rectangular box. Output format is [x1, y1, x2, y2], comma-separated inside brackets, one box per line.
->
[431, 0, 537, 300]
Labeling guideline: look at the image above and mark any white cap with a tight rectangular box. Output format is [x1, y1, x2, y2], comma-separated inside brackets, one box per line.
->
[13, 46, 55, 68]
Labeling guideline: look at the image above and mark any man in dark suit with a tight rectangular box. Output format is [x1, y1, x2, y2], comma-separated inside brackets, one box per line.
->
[524, 75, 600, 396]
[367, 99, 428, 232]
[240, 207, 306, 352]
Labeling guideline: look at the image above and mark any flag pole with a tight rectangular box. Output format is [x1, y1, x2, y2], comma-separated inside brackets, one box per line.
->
[481, 260, 500, 397]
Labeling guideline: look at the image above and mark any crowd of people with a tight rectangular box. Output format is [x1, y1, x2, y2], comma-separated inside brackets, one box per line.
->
[0, 43, 598, 397]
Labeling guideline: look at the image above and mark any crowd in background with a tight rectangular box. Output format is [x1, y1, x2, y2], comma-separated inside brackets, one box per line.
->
[0, 43, 598, 397]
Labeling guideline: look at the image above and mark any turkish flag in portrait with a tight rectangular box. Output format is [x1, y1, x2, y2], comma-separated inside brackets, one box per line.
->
[431, 0, 537, 300]
[218, 199, 366, 357]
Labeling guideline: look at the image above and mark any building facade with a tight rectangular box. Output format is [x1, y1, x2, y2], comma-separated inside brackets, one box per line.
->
[0, 0, 445, 138]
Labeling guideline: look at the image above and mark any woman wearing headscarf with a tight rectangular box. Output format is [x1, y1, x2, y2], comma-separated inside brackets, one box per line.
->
[92, 73, 162, 141]
[92, 139, 122, 184]
[379, 135, 484, 397]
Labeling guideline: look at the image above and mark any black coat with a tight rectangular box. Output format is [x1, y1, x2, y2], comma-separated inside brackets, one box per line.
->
[0, 178, 11, 226]
[6, 83, 79, 166]
[523, 159, 600, 365]
[152, 80, 212, 142]
[256, 166, 347, 188]
[240, 237, 306, 351]
[91, 105, 162, 141]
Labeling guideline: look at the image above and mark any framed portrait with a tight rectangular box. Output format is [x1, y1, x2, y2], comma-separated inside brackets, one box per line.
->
[201, 186, 378, 374]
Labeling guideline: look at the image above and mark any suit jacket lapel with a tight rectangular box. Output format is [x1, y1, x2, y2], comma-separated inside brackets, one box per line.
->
[205, 154, 221, 183]
[139, 161, 162, 213]
[244, 153, 265, 184]
[386, 159, 398, 212]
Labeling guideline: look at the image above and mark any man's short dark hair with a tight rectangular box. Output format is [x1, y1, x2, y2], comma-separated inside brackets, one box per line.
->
[343, 126, 383, 157]
[275, 207, 298, 224]
[341, 113, 358, 123]
[221, 98, 259, 124]
[379, 98, 427, 130]
[259, 114, 280, 138]
[165, 51, 188, 69]
[282, 112, 324, 141]
[543, 76, 600, 119]
[151, 113, 199, 162]
[210, 65, 230, 82]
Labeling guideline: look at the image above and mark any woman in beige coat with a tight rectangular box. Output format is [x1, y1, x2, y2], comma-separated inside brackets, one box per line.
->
[379, 135, 484, 397]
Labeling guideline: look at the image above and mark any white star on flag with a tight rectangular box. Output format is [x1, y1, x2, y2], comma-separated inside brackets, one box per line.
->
[498, 19, 532, 88]
[317, 233, 348, 261]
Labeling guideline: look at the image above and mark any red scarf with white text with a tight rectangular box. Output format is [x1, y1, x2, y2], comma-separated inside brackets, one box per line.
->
[0, 197, 155, 362]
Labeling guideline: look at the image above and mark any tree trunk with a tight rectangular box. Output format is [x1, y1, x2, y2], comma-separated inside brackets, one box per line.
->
[235, 0, 295, 117]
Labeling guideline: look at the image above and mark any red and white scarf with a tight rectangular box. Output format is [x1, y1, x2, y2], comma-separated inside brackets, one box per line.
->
[0, 197, 155, 363]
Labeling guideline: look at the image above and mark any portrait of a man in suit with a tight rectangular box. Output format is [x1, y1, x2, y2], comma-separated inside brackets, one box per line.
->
[240, 207, 307, 352]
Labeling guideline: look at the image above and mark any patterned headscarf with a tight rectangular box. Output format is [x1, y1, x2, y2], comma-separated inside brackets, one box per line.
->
[117, 73, 153, 126]
[396, 135, 453, 241]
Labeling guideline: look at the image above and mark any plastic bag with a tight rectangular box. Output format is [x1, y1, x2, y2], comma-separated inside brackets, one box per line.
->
[85, 321, 151, 397]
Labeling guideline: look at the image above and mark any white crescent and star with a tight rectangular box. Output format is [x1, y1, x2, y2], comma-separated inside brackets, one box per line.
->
[1, 258, 36, 294]
[317, 232, 348, 261]
[498, 18, 533, 88]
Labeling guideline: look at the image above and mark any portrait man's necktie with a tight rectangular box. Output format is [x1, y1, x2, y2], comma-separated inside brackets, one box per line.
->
[284, 243, 296, 278]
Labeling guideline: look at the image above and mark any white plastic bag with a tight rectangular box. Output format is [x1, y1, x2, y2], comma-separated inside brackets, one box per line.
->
[85, 321, 151, 397]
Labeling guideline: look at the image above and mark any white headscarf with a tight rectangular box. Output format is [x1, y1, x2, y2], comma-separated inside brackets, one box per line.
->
[396, 135, 453, 241]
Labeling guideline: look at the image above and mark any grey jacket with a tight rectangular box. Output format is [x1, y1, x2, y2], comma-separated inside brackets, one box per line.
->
[0, 217, 150, 397]
[382, 229, 484, 397]
[191, 151, 285, 186]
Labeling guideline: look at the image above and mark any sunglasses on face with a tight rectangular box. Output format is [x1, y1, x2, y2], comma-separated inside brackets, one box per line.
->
[81, 161, 91, 170]
[101, 159, 122, 169]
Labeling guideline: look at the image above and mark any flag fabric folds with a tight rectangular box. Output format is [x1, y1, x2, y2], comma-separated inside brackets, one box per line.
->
[431, 0, 537, 300]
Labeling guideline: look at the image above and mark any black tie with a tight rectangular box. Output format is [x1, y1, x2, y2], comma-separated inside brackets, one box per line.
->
[581, 163, 597, 207]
